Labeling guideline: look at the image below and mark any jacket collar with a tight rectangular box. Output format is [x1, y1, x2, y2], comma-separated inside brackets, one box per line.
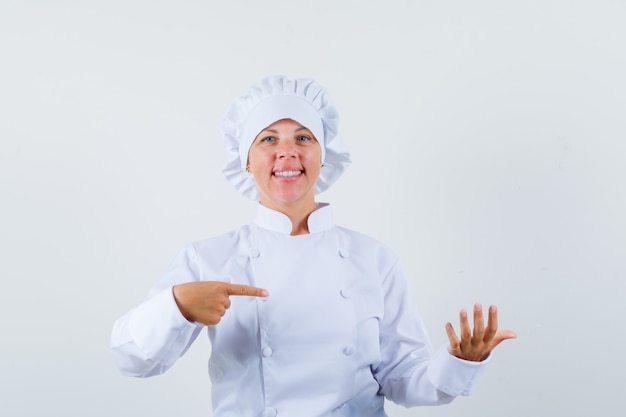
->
[253, 202, 334, 235]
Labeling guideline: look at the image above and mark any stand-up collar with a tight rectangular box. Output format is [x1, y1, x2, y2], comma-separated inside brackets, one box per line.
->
[253, 203, 334, 235]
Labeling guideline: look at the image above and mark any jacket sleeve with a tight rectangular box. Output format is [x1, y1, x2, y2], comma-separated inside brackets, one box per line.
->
[110, 245, 204, 377]
[374, 260, 489, 406]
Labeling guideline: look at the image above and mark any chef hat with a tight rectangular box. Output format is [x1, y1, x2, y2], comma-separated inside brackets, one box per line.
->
[221, 75, 352, 201]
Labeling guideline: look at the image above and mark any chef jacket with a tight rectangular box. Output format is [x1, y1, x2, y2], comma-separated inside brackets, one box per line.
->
[110, 203, 488, 417]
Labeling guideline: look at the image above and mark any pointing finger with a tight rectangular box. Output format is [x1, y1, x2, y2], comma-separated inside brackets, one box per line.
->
[225, 283, 269, 298]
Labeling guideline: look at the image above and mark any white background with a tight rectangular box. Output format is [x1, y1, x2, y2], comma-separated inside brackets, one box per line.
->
[1, 1, 624, 416]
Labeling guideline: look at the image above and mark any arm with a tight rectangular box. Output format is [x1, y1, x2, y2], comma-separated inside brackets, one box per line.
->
[109, 246, 204, 377]
[109, 244, 268, 377]
[374, 261, 514, 406]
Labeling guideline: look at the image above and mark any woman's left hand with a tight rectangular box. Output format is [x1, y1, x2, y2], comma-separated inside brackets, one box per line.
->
[445, 303, 517, 362]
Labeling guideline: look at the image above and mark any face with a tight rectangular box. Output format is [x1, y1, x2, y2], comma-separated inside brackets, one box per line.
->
[247, 118, 322, 211]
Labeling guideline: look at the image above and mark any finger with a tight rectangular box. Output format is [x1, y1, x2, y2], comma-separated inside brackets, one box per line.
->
[491, 329, 518, 347]
[459, 309, 471, 343]
[483, 304, 499, 341]
[226, 283, 269, 297]
[472, 303, 485, 344]
[445, 322, 462, 353]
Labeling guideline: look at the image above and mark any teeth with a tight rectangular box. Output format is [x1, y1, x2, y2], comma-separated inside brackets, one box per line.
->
[274, 170, 301, 177]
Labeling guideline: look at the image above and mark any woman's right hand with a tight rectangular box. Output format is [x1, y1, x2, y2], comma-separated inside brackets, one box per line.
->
[172, 281, 268, 325]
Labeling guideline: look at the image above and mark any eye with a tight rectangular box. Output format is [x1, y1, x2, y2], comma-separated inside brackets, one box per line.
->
[297, 135, 313, 142]
[259, 136, 276, 143]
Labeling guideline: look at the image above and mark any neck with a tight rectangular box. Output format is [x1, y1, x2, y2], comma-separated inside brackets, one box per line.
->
[260, 198, 317, 236]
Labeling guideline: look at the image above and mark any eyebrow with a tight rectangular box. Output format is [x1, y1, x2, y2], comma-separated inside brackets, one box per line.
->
[261, 126, 309, 134]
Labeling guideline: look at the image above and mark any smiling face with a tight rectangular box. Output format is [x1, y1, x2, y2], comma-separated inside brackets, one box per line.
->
[247, 118, 322, 212]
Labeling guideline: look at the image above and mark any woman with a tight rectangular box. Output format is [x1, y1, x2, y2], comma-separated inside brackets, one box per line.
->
[110, 75, 516, 416]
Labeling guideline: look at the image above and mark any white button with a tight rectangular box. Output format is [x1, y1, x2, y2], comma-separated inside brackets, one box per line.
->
[249, 248, 260, 258]
[262, 347, 273, 357]
[263, 408, 277, 417]
[344, 345, 355, 356]
[340, 288, 352, 299]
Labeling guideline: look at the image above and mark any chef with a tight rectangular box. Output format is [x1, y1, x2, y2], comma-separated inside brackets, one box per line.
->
[110, 75, 516, 417]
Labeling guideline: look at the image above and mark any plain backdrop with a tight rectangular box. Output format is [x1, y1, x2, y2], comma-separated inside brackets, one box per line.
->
[1, 1, 625, 416]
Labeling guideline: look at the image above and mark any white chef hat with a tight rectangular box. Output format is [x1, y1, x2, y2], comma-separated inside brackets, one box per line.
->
[221, 75, 352, 201]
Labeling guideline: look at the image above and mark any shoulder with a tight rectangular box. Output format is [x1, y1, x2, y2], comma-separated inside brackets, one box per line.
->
[187, 224, 253, 258]
[335, 225, 394, 250]
[335, 225, 399, 265]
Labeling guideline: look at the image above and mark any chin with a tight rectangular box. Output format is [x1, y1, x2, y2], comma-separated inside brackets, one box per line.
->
[263, 189, 316, 207]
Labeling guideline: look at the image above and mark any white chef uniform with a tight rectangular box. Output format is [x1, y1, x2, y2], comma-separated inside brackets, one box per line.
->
[110, 203, 488, 416]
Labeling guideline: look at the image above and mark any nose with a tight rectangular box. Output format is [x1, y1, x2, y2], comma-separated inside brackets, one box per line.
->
[277, 140, 297, 158]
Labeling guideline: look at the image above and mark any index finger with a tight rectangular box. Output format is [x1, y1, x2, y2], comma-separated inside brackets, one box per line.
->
[225, 283, 269, 298]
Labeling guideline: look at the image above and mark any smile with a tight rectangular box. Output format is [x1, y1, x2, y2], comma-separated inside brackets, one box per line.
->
[274, 170, 302, 177]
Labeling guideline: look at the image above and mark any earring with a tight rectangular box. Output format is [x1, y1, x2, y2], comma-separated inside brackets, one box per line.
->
[245, 164, 251, 173]
[320, 163, 325, 168]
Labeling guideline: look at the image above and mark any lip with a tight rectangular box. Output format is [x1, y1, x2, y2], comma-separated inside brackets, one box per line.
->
[273, 169, 303, 178]
[271, 168, 304, 184]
